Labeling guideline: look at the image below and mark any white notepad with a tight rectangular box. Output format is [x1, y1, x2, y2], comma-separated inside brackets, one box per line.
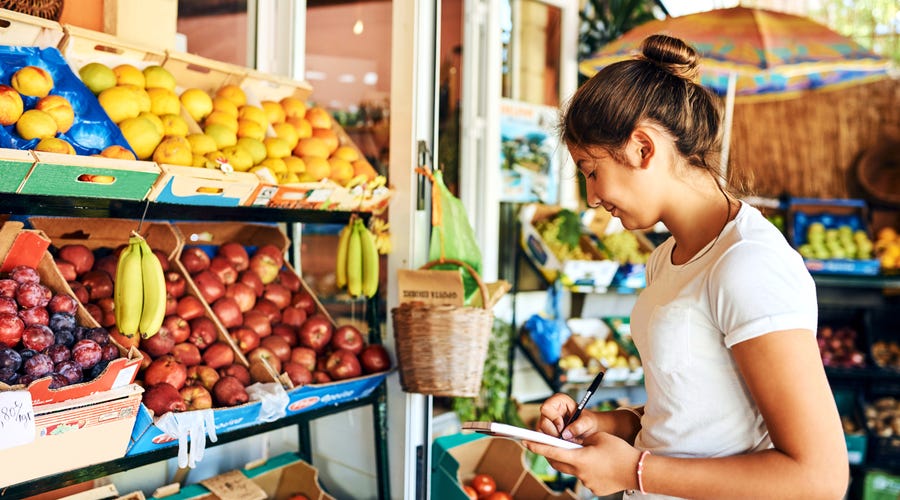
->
[461, 421, 583, 450]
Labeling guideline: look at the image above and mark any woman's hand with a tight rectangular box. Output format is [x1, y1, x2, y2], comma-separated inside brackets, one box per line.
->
[524, 432, 641, 496]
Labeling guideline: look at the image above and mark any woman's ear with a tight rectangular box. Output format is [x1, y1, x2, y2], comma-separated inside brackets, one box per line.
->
[630, 128, 655, 169]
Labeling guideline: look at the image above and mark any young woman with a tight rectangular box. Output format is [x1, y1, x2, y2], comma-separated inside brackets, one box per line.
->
[523, 34, 848, 499]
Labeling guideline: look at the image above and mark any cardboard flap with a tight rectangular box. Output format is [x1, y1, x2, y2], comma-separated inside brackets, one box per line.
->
[0, 222, 50, 272]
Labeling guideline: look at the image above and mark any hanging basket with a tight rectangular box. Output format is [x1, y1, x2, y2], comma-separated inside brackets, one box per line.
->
[391, 258, 494, 398]
[0, 0, 64, 20]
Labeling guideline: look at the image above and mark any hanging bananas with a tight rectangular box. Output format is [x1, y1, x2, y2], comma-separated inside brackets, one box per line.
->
[369, 217, 392, 255]
[335, 217, 380, 299]
[114, 232, 167, 338]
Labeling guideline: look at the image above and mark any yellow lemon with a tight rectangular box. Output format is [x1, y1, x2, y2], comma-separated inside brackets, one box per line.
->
[138, 111, 165, 137]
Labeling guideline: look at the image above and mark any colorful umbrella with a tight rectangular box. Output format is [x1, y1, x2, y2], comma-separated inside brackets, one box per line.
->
[579, 6, 892, 99]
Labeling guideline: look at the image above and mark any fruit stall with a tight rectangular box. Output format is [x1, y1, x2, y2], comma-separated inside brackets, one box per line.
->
[0, 7, 395, 499]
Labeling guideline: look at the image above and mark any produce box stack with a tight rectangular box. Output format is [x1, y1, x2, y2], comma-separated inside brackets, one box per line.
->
[0, 221, 142, 487]
[557, 317, 642, 385]
[173, 221, 391, 420]
[24, 216, 266, 455]
[0, 41, 161, 199]
[0, 8, 65, 48]
[789, 198, 880, 276]
[519, 204, 620, 292]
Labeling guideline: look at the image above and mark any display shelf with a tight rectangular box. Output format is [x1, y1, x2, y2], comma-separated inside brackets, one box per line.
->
[0, 193, 370, 224]
[813, 273, 900, 290]
[0, 384, 389, 499]
[0, 193, 391, 499]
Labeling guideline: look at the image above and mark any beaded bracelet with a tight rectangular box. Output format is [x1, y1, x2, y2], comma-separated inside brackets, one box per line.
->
[637, 450, 651, 494]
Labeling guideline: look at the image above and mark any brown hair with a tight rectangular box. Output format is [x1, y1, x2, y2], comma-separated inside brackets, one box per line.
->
[562, 34, 723, 175]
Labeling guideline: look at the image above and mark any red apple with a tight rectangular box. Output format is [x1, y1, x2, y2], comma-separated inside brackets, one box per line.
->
[331, 324, 365, 355]
[55, 260, 77, 281]
[81, 270, 113, 301]
[263, 283, 292, 310]
[180, 384, 213, 410]
[68, 281, 89, 304]
[138, 349, 152, 371]
[57, 244, 94, 276]
[164, 315, 191, 343]
[185, 364, 220, 391]
[171, 342, 202, 366]
[153, 249, 170, 272]
[281, 306, 307, 328]
[325, 348, 362, 380]
[218, 363, 251, 386]
[359, 344, 391, 373]
[141, 325, 176, 358]
[248, 346, 282, 374]
[290, 290, 317, 316]
[248, 253, 280, 285]
[181, 247, 210, 275]
[312, 371, 331, 383]
[249, 359, 278, 383]
[212, 375, 249, 407]
[165, 271, 186, 299]
[283, 361, 313, 387]
[94, 254, 118, 282]
[252, 298, 281, 324]
[298, 315, 333, 353]
[242, 309, 272, 337]
[143, 355, 188, 390]
[209, 255, 238, 286]
[271, 323, 297, 347]
[165, 293, 178, 316]
[276, 269, 301, 293]
[202, 341, 235, 369]
[211, 296, 243, 328]
[225, 282, 256, 312]
[230, 326, 260, 353]
[238, 270, 264, 297]
[219, 242, 249, 272]
[260, 334, 291, 362]
[188, 316, 218, 350]
[144, 382, 187, 415]
[255, 244, 284, 267]
[176, 295, 206, 321]
[290, 346, 317, 372]
[193, 270, 225, 303]
[84, 303, 103, 324]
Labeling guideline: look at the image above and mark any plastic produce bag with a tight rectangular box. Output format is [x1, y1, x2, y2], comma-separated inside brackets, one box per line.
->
[524, 280, 570, 365]
[246, 381, 289, 422]
[155, 409, 218, 469]
[422, 169, 483, 303]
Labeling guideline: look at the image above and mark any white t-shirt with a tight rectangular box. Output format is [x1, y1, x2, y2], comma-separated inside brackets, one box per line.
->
[625, 202, 817, 499]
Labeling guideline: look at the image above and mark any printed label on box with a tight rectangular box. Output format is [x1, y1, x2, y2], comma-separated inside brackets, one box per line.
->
[398, 269, 464, 306]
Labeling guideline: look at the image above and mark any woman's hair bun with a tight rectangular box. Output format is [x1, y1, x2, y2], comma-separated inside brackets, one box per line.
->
[638, 34, 700, 81]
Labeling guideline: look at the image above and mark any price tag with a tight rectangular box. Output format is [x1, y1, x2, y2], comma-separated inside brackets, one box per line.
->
[0, 391, 35, 451]
[201, 469, 267, 500]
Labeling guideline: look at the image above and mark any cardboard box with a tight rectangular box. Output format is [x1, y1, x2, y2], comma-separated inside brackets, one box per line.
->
[788, 197, 881, 276]
[20, 152, 161, 200]
[432, 433, 577, 500]
[283, 371, 388, 417]
[252, 180, 393, 213]
[148, 164, 261, 207]
[152, 452, 334, 500]
[0, 148, 36, 193]
[0, 384, 143, 488]
[0, 221, 142, 405]
[519, 204, 619, 292]
[59, 25, 168, 75]
[0, 8, 65, 47]
[103, 0, 179, 50]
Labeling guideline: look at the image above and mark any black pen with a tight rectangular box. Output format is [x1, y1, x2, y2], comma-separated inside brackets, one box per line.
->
[562, 370, 605, 433]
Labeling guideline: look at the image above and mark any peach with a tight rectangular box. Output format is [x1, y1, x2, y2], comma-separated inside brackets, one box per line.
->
[293, 137, 329, 158]
[153, 136, 193, 166]
[143, 65, 176, 92]
[261, 100, 285, 124]
[215, 84, 246, 108]
[98, 86, 141, 123]
[305, 107, 332, 129]
[147, 87, 180, 116]
[286, 117, 312, 140]
[263, 137, 291, 159]
[100, 145, 137, 160]
[35, 137, 75, 155]
[113, 64, 145, 88]
[280, 96, 307, 120]
[236, 137, 267, 165]
[236, 118, 266, 141]
[35, 95, 75, 133]
[16, 109, 58, 140]
[11, 66, 53, 98]
[328, 157, 354, 185]
[211, 96, 238, 117]
[0, 84, 24, 126]
[78, 62, 116, 95]
[312, 127, 338, 154]
[180, 88, 213, 123]
[238, 105, 268, 128]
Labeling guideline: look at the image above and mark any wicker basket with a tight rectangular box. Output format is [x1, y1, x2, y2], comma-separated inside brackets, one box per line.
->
[856, 137, 900, 208]
[0, 0, 64, 20]
[391, 259, 494, 397]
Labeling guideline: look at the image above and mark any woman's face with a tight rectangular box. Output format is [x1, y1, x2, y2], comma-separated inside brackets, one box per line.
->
[570, 144, 662, 230]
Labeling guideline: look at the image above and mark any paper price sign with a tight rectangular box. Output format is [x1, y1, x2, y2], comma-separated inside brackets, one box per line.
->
[0, 391, 35, 451]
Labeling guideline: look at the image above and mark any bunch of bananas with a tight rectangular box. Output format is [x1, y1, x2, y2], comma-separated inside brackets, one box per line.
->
[370, 216, 392, 255]
[114, 232, 167, 338]
[335, 217, 379, 298]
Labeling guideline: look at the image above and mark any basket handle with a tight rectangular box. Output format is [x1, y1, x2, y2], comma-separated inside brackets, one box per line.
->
[420, 258, 490, 310]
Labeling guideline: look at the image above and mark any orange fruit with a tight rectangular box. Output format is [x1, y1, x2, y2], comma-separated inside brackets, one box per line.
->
[332, 145, 359, 162]
[328, 157, 354, 185]
[302, 156, 331, 181]
[312, 128, 339, 155]
[293, 137, 330, 158]
[353, 158, 378, 180]
[287, 117, 312, 139]
[305, 107, 332, 129]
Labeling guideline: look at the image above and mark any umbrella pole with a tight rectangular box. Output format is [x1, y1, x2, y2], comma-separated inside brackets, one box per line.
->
[720, 70, 737, 183]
